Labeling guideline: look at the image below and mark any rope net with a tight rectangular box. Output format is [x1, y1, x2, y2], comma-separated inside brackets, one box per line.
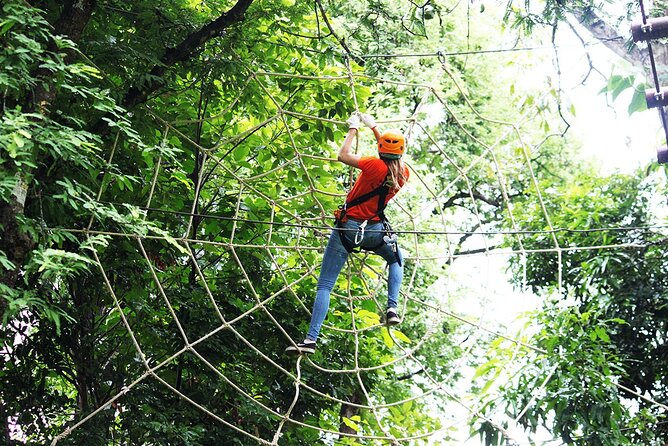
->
[47, 53, 662, 446]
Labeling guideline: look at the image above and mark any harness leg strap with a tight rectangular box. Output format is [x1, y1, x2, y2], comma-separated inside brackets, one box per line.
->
[337, 223, 358, 253]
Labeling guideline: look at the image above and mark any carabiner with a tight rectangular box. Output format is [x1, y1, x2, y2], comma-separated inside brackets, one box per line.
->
[354, 220, 367, 244]
[383, 233, 398, 252]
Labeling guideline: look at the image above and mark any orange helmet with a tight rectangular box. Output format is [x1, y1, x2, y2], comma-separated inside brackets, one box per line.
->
[378, 129, 405, 159]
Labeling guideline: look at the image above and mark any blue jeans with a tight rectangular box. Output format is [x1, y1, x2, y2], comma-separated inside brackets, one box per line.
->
[306, 220, 404, 341]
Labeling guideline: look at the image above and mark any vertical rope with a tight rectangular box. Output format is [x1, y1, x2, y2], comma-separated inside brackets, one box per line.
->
[343, 54, 360, 113]
[86, 130, 121, 231]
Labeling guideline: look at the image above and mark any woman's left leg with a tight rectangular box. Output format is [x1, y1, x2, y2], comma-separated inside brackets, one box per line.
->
[306, 228, 349, 341]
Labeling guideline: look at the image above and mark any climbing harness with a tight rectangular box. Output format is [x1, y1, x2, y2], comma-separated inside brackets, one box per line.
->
[383, 233, 398, 252]
[333, 174, 402, 266]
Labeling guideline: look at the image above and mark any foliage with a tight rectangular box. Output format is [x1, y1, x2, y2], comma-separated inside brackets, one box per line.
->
[478, 170, 668, 445]
[0, 0, 161, 330]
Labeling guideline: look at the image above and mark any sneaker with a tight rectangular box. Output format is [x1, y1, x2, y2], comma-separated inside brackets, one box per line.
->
[285, 340, 317, 355]
[386, 308, 401, 326]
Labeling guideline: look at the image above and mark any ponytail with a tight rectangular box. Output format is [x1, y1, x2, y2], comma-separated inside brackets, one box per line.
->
[383, 158, 407, 193]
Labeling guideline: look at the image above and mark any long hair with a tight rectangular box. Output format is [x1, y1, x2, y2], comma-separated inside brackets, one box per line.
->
[383, 158, 407, 193]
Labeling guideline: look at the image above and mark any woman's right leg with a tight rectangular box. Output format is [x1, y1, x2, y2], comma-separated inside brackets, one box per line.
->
[386, 247, 404, 309]
[306, 229, 349, 341]
[372, 241, 404, 310]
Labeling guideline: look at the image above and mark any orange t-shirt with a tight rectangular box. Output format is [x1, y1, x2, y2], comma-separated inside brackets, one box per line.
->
[343, 156, 409, 221]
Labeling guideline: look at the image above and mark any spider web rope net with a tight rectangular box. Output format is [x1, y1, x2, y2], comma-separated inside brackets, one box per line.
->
[47, 53, 666, 446]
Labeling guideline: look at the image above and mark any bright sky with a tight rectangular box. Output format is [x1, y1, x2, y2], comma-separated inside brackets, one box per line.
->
[558, 25, 663, 174]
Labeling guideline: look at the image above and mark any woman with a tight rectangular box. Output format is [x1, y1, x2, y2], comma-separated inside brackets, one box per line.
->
[286, 113, 410, 355]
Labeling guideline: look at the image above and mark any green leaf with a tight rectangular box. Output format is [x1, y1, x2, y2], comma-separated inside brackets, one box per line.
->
[0, 251, 16, 271]
[628, 88, 647, 115]
[473, 359, 497, 379]
[0, 19, 17, 36]
[233, 145, 251, 161]
[381, 329, 394, 348]
[341, 417, 359, 431]
[391, 329, 411, 344]
[324, 126, 334, 141]
[610, 76, 632, 100]
[594, 326, 610, 343]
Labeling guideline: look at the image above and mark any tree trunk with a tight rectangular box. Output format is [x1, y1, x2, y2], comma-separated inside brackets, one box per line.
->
[571, 7, 648, 69]
[568, 6, 668, 84]
[339, 391, 361, 437]
[30, 0, 97, 114]
[0, 192, 33, 309]
[72, 281, 95, 415]
[1, 408, 12, 445]
[1, 1, 97, 295]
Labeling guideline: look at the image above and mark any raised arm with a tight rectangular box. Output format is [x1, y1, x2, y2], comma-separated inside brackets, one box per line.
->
[360, 113, 381, 144]
[337, 115, 362, 168]
[371, 125, 381, 143]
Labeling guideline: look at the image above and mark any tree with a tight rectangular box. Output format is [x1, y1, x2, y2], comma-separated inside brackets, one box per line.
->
[2, 0, 586, 444]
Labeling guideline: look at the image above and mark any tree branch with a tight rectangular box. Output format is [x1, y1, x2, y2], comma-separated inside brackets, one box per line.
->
[551, 21, 571, 133]
[314, 0, 365, 67]
[570, 6, 647, 69]
[565, 18, 605, 85]
[442, 190, 501, 209]
[456, 222, 480, 247]
[451, 245, 501, 260]
[121, 0, 255, 110]
[397, 368, 424, 380]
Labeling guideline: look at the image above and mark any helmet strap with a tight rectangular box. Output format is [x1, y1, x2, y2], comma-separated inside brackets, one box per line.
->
[379, 153, 402, 160]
